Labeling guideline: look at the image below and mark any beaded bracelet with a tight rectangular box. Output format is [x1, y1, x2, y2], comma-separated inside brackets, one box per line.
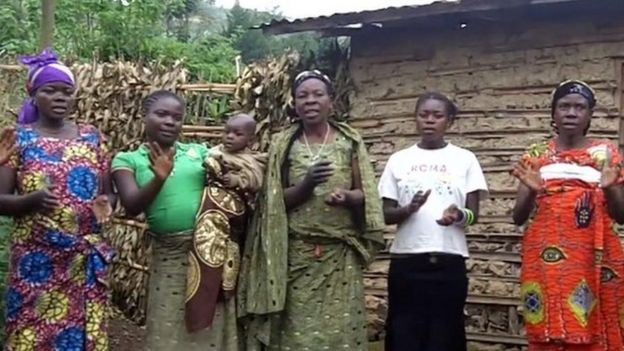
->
[455, 208, 475, 227]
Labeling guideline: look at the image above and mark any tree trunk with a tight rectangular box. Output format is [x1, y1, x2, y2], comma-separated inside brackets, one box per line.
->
[40, 0, 56, 50]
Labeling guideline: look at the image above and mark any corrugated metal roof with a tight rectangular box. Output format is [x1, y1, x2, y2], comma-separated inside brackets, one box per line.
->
[257, 1, 453, 34]
[258, 0, 606, 35]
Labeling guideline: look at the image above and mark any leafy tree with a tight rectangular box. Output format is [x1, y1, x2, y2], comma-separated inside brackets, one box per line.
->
[223, 1, 333, 63]
[0, 0, 238, 82]
[40, 0, 56, 49]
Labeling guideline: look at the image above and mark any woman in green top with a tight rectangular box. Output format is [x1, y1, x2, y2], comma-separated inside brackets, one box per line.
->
[237, 71, 385, 350]
[111, 90, 239, 351]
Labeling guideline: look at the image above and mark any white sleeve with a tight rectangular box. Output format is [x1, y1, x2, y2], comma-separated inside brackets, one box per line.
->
[466, 154, 488, 194]
[378, 155, 399, 201]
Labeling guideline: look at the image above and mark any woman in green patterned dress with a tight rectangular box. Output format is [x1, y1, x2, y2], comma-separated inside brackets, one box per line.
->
[238, 70, 385, 350]
[112, 90, 240, 351]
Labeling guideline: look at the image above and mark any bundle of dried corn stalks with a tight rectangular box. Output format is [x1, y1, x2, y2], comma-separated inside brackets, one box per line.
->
[233, 53, 299, 151]
[72, 60, 188, 152]
[0, 63, 26, 128]
[233, 41, 352, 151]
[102, 215, 151, 324]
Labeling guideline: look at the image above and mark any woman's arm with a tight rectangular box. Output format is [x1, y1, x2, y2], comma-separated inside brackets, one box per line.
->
[284, 160, 333, 210]
[346, 156, 365, 225]
[465, 190, 481, 223]
[112, 170, 166, 217]
[113, 142, 175, 217]
[382, 198, 413, 225]
[0, 167, 27, 215]
[601, 146, 624, 224]
[0, 166, 57, 216]
[284, 181, 315, 210]
[512, 184, 537, 225]
[101, 172, 117, 208]
[604, 185, 624, 224]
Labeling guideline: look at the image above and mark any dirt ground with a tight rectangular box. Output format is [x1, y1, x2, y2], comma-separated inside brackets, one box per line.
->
[107, 319, 491, 351]
[109, 316, 146, 351]
[108, 317, 385, 351]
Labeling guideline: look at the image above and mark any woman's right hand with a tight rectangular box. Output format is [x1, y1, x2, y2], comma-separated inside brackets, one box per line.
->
[27, 188, 61, 212]
[512, 161, 543, 192]
[303, 160, 334, 188]
[148, 142, 174, 181]
[407, 189, 431, 213]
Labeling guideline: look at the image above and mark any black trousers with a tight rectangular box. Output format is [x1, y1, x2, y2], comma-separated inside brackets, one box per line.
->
[385, 253, 468, 351]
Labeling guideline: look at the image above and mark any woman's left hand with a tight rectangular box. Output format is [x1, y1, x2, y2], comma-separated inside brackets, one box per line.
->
[600, 148, 621, 189]
[93, 195, 113, 224]
[325, 188, 363, 207]
[436, 204, 461, 226]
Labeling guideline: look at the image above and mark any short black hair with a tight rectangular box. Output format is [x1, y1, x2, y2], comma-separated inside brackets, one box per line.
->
[415, 92, 458, 120]
[142, 90, 185, 115]
[227, 113, 256, 135]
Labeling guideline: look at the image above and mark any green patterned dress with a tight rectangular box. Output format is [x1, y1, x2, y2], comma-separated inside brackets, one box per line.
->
[266, 137, 368, 349]
[237, 122, 385, 351]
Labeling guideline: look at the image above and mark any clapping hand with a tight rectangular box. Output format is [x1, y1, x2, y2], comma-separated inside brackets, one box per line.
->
[600, 147, 621, 189]
[148, 142, 174, 181]
[93, 195, 113, 224]
[436, 204, 462, 226]
[406, 190, 431, 214]
[512, 160, 542, 192]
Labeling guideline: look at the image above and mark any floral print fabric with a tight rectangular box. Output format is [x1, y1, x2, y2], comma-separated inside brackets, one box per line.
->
[5, 125, 113, 351]
[521, 140, 624, 350]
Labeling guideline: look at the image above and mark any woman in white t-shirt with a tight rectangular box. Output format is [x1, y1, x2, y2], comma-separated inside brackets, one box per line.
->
[379, 92, 488, 351]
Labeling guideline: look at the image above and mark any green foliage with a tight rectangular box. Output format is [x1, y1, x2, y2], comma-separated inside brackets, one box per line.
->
[224, 1, 333, 63]
[0, 216, 12, 344]
[0, 1, 38, 55]
[0, 0, 238, 82]
[142, 35, 238, 81]
[0, 0, 337, 82]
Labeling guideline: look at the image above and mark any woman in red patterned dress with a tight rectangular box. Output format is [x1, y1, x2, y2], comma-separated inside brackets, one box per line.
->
[0, 50, 114, 351]
[512, 80, 624, 350]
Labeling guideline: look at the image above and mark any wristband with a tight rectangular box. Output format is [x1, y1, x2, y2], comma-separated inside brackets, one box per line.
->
[455, 208, 475, 227]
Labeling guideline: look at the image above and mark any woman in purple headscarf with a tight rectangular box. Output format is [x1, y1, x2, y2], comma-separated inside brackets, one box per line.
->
[0, 49, 115, 351]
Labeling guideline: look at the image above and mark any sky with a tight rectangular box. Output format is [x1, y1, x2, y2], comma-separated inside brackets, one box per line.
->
[214, 0, 435, 19]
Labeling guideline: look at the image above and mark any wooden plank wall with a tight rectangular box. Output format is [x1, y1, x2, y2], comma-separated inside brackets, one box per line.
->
[350, 14, 624, 350]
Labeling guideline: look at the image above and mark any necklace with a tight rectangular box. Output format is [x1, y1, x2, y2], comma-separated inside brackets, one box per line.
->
[302, 123, 331, 197]
[302, 123, 331, 164]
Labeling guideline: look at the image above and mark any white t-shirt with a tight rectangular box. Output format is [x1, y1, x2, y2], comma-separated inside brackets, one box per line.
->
[378, 143, 488, 257]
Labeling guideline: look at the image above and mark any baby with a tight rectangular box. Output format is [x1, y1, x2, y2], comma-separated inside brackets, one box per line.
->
[204, 113, 267, 196]
[185, 113, 267, 333]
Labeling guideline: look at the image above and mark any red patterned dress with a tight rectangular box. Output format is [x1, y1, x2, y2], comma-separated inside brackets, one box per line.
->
[521, 140, 624, 351]
[4, 125, 113, 351]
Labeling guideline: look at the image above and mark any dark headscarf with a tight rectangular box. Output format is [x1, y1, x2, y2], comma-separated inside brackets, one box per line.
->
[551, 80, 596, 116]
[550, 80, 596, 135]
[292, 70, 334, 97]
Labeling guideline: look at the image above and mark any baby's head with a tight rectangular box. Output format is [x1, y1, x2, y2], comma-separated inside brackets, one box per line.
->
[223, 113, 256, 153]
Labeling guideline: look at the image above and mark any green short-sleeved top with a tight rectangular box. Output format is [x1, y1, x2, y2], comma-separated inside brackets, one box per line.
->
[111, 142, 209, 234]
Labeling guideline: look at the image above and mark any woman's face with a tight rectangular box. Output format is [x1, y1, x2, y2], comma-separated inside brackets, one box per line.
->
[144, 96, 184, 146]
[552, 93, 592, 136]
[294, 78, 333, 127]
[34, 82, 75, 121]
[416, 98, 452, 141]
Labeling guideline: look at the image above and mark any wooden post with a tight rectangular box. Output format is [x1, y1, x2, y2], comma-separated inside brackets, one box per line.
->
[40, 0, 56, 50]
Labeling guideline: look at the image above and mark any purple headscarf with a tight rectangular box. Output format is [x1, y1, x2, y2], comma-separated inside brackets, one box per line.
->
[17, 48, 75, 124]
